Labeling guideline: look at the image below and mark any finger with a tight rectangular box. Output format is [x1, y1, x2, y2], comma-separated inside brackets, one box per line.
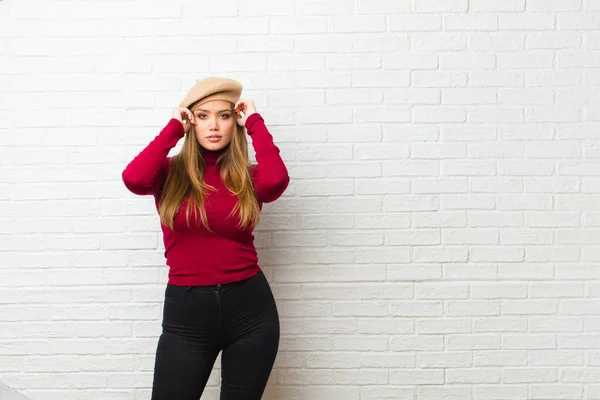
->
[186, 109, 195, 124]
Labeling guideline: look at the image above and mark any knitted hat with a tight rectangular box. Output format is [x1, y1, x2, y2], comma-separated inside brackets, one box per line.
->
[179, 77, 243, 111]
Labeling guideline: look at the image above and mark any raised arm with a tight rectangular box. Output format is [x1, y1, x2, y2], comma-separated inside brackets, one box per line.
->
[121, 119, 184, 195]
[122, 108, 195, 195]
[245, 113, 290, 203]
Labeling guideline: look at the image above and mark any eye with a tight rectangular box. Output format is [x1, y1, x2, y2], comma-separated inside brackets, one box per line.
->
[197, 114, 207, 119]
[220, 113, 231, 119]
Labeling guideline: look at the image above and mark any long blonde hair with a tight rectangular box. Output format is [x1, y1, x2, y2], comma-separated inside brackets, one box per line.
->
[158, 110, 260, 231]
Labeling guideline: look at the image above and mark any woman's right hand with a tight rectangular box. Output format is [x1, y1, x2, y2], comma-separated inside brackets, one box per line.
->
[172, 107, 196, 130]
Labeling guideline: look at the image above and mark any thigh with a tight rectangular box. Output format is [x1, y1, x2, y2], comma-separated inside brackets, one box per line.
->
[151, 285, 222, 400]
[220, 271, 280, 400]
[151, 331, 220, 400]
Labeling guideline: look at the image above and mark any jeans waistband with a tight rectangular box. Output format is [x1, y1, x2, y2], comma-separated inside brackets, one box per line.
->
[166, 270, 263, 293]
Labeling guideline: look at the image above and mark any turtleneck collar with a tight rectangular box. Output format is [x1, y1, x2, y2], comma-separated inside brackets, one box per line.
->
[201, 147, 226, 165]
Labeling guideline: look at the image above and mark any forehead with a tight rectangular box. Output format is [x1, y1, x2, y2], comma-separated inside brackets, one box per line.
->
[195, 100, 232, 111]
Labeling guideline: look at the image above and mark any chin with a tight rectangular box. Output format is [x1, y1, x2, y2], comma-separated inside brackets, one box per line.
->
[201, 141, 229, 151]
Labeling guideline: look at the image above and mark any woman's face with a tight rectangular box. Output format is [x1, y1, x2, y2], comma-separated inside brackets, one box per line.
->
[191, 100, 236, 151]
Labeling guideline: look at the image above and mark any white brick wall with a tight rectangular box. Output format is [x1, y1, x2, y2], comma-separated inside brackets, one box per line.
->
[1, 0, 600, 399]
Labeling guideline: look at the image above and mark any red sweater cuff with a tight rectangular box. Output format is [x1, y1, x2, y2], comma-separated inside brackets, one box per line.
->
[167, 118, 186, 138]
[244, 113, 264, 133]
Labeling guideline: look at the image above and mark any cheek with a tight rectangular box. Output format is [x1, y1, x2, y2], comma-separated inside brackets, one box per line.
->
[192, 121, 216, 136]
[222, 120, 236, 139]
[222, 131, 234, 145]
[193, 126, 203, 141]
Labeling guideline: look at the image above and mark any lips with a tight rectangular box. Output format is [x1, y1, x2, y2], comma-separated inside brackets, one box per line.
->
[206, 135, 222, 142]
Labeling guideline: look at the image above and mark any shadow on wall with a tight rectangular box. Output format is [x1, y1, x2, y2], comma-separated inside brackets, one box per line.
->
[0, 382, 30, 400]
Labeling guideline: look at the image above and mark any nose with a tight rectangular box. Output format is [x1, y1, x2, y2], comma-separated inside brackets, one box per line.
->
[209, 116, 219, 131]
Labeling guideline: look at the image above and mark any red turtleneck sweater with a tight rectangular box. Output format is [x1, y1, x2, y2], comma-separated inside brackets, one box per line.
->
[121, 113, 289, 286]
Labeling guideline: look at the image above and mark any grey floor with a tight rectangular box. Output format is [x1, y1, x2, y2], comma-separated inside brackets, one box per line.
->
[0, 382, 29, 400]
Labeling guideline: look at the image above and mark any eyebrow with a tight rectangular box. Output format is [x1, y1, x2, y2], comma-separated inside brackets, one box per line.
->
[195, 109, 232, 113]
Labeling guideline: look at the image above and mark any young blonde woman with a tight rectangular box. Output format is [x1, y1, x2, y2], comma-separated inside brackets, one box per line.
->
[122, 77, 289, 400]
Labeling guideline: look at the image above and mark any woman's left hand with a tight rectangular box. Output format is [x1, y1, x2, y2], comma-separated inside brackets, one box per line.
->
[234, 99, 257, 126]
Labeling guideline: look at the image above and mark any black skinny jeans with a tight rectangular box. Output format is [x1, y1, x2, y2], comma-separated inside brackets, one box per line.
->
[150, 270, 280, 400]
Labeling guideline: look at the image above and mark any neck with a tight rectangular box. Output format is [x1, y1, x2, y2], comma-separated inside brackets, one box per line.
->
[201, 147, 225, 165]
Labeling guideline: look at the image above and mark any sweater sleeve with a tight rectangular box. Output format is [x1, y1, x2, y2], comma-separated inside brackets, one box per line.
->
[122, 118, 185, 196]
[245, 113, 290, 203]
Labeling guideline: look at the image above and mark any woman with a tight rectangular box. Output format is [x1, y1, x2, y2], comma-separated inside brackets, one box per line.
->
[121, 76, 290, 400]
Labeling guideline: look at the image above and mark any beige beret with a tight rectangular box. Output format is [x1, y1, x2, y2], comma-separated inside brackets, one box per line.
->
[178, 76, 243, 111]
